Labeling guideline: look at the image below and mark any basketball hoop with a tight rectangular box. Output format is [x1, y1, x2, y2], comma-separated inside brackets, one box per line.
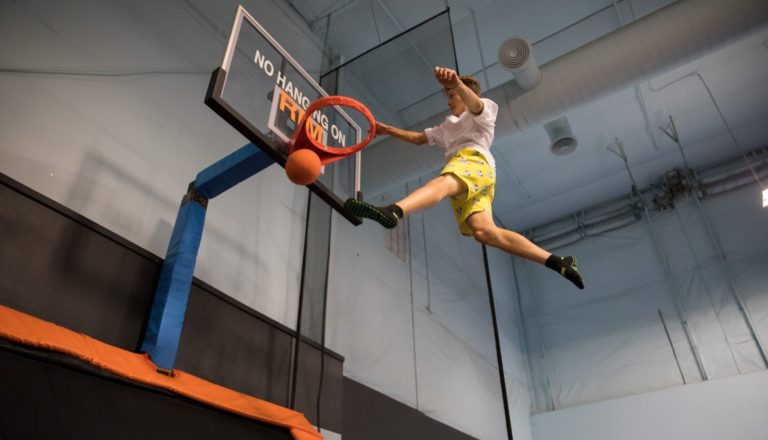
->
[288, 95, 376, 165]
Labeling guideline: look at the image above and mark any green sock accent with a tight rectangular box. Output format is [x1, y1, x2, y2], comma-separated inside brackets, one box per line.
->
[385, 204, 404, 220]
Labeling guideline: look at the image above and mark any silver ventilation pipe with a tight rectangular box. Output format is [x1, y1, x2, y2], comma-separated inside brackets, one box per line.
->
[544, 116, 578, 156]
[497, 37, 542, 90]
[527, 147, 768, 250]
[490, 0, 768, 140]
[362, 0, 768, 198]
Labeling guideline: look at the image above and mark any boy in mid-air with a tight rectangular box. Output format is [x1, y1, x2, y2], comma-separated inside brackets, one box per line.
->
[345, 67, 584, 289]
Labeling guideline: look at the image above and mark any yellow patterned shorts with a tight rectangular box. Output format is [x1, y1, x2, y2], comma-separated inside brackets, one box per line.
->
[440, 148, 495, 236]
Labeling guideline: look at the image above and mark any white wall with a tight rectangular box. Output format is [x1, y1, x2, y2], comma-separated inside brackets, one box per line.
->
[1, 5, 534, 438]
[532, 369, 768, 440]
[0, 0, 325, 327]
[517, 182, 768, 413]
[326, 176, 534, 440]
[5, 3, 766, 440]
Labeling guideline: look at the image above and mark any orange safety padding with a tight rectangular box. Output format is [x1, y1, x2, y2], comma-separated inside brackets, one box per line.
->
[0, 305, 323, 440]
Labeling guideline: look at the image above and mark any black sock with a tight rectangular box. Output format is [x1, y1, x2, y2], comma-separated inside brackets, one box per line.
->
[544, 254, 561, 271]
[383, 204, 404, 219]
[545, 254, 585, 290]
[344, 198, 400, 229]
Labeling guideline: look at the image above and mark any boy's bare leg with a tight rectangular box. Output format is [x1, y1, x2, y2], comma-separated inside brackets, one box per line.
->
[344, 174, 466, 229]
[397, 174, 466, 216]
[465, 211, 550, 263]
[466, 211, 585, 289]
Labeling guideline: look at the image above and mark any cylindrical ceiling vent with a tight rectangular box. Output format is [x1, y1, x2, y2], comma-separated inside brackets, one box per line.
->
[497, 37, 542, 90]
[544, 116, 578, 156]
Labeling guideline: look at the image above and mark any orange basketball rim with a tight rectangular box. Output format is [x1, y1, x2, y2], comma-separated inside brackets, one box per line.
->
[288, 96, 376, 165]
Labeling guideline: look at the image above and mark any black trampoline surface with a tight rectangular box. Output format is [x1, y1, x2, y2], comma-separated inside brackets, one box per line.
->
[0, 339, 293, 440]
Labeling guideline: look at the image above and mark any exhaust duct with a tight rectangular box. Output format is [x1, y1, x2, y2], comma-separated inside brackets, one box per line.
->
[544, 117, 578, 156]
[497, 37, 542, 90]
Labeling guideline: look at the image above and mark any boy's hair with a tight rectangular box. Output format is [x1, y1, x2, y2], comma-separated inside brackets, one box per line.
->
[460, 75, 481, 96]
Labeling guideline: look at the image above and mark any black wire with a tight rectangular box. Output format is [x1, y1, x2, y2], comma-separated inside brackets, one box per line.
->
[315, 194, 333, 432]
[482, 244, 514, 440]
[320, 9, 451, 79]
[290, 192, 313, 409]
[447, 7, 459, 74]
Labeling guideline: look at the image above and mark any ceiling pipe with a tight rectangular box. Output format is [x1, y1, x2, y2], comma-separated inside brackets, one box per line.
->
[362, 0, 768, 198]
[528, 146, 767, 249]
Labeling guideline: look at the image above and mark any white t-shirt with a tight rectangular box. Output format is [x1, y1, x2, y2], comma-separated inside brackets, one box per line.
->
[424, 97, 498, 169]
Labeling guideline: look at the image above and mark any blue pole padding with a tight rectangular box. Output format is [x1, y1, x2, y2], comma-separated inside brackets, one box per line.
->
[195, 143, 276, 199]
[141, 194, 207, 371]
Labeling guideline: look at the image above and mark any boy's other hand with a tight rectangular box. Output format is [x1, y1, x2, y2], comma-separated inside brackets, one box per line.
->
[434, 66, 460, 89]
[375, 121, 390, 137]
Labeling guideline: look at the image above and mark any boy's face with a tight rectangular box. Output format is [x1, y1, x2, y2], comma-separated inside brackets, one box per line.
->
[446, 89, 466, 116]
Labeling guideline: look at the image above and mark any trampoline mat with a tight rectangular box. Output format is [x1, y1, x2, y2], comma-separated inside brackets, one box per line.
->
[0, 340, 293, 440]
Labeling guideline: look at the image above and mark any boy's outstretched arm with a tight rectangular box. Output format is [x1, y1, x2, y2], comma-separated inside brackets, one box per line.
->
[375, 121, 427, 145]
[434, 66, 484, 115]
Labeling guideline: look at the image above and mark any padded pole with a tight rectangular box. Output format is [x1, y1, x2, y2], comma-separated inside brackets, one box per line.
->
[141, 143, 274, 372]
[141, 187, 207, 372]
[195, 143, 275, 199]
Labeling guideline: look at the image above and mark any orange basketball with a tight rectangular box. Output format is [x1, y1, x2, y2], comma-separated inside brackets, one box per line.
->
[285, 149, 322, 185]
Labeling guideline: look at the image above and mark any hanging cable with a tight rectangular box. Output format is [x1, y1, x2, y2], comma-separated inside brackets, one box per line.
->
[658, 309, 686, 384]
[671, 206, 742, 374]
[650, 71, 765, 189]
[607, 137, 710, 381]
[482, 245, 514, 440]
[658, 115, 768, 368]
[406, 181, 421, 408]
[370, 0, 383, 43]
[421, 178, 433, 313]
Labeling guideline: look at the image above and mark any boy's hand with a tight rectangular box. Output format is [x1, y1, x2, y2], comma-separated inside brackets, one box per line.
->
[434, 66, 461, 90]
[372, 121, 427, 145]
[375, 121, 390, 137]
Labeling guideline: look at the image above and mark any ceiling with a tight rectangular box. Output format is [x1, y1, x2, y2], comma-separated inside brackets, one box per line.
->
[286, 0, 768, 231]
[4, 0, 766, 232]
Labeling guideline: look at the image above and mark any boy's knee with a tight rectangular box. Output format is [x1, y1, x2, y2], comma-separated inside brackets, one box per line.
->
[471, 224, 496, 245]
[431, 174, 454, 186]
